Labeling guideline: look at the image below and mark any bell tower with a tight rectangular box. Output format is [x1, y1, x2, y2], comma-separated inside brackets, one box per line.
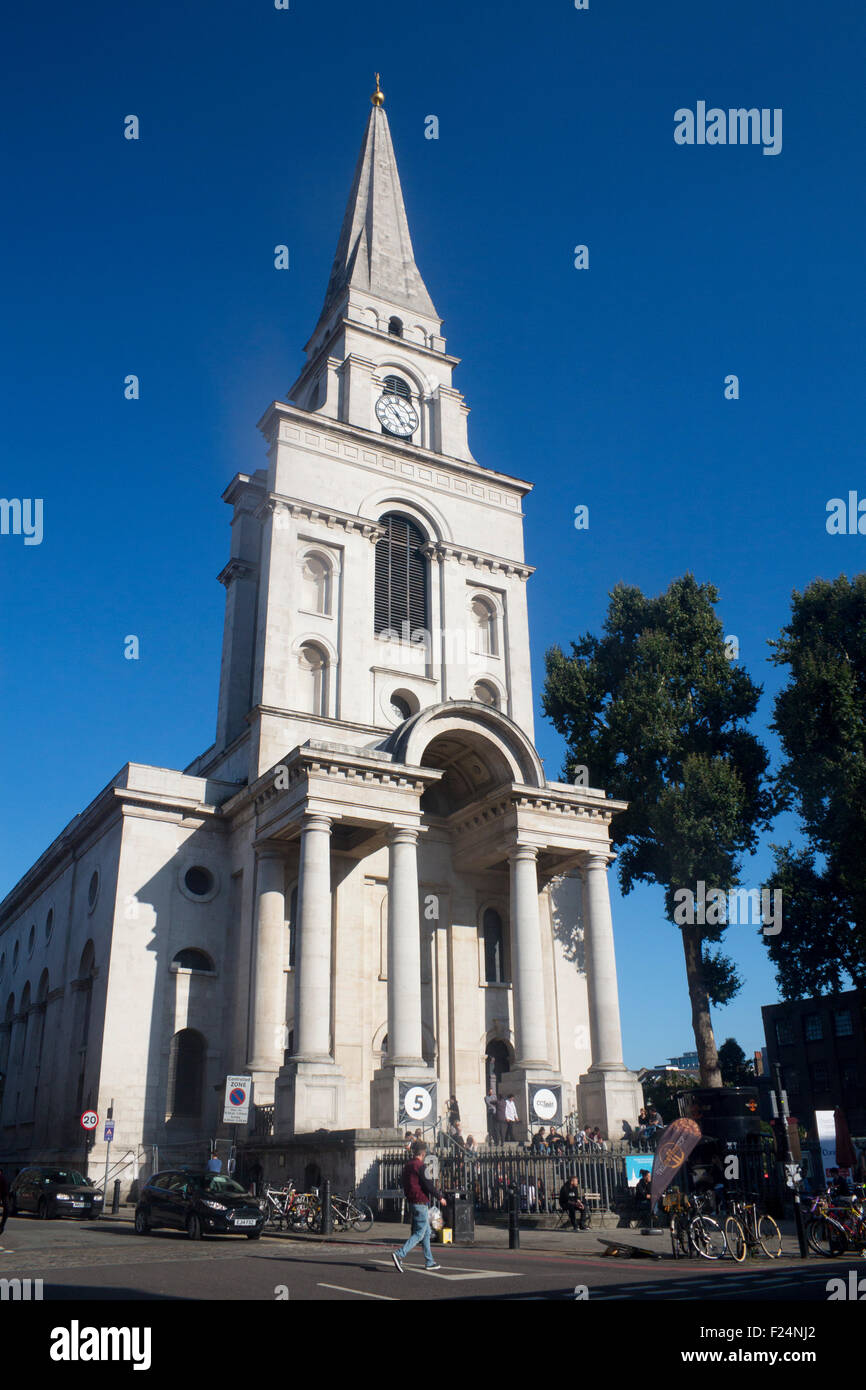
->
[289, 74, 474, 462]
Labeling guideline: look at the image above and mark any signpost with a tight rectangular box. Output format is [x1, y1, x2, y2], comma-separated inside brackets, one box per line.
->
[223, 1075, 252, 1126]
[80, 1110, 98, 1131]
[101, 1102, 115, 1216]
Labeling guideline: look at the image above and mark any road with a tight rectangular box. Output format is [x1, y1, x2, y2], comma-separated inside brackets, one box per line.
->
[0, 1213, 856, 1302]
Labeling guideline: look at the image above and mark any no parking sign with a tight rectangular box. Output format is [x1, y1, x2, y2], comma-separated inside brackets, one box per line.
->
[223, 1075, 252, 1125]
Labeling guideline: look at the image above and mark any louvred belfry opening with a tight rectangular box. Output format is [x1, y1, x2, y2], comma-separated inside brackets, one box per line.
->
[374, 513, 428, 636]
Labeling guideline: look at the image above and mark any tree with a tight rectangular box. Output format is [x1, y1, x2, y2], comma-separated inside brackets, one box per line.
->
[543, 575, 773, 1087]
[765, 575, 866, 997]
[717, 1037, 754, 1086]
[641, 1072, 698, 1124]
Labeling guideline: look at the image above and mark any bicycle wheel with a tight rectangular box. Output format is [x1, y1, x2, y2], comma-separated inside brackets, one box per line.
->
[329, 1200, 350, 1230]
[305, 1199, 323, 1233]
[806, 1216, 847, 1257]
[724, 1216, 747, 1262]
[690, 1215, 726, 1260]
[758, 1214, 782, 1259]
[350, 1201, 374, 1232]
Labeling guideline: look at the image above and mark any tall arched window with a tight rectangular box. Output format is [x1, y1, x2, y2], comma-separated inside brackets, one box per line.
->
[298, 643, 327, 716]
[167, 1029, 205, 1118]
[388, 317, 403, 338]
[301, 553, 331, 615]
[471, 596, 498, 655]
[483, 908, 506, 984]
[374, 513, 428, 636]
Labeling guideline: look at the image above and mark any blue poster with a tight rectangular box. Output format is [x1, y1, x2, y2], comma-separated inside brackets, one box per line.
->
[625, 1155, 653, 1188]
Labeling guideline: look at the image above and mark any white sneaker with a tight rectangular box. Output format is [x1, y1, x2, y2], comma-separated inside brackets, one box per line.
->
[425, 1262, 442, 1271]
[392, 1251, 404, 1272]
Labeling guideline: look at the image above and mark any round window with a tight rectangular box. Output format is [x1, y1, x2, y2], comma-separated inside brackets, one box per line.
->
[87, 871, 99, 909]
[184, 866, 214, 898]
[390, 695, 412, 722]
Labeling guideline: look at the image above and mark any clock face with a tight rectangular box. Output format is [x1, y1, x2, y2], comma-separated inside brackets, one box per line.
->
[376, 392, 419, 438]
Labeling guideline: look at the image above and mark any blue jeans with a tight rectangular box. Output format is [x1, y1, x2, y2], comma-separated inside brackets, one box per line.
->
[396, 1204, 435, 1265]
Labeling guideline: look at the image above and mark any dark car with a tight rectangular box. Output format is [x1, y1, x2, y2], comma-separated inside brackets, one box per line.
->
[134, 1170, 267, 1240]
[9, 1166, 104, 1219]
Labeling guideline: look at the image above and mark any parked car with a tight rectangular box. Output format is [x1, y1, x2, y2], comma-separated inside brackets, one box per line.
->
[9, 1166, 104, 1219]
[134, 1170, 267, 1240]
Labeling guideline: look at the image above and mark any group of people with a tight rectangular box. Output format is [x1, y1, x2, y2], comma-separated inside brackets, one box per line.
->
[634, 1106, 665, 1147]
[530, 1126, 605, 1155]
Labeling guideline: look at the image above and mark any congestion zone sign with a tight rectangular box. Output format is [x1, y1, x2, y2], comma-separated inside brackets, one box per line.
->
[80, 1110, 99, 1130]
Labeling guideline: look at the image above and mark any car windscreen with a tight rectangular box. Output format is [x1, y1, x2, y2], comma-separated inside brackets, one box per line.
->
[41, 1170, 87, 1186]
[199, 1175, 250, 1196]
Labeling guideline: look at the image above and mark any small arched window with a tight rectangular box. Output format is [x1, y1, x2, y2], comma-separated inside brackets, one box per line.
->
[301, 553, 332, 615]
[473, 680, 499, 709]
[388, 317, 403, 338]
[167, 1029, 206, 1118]
[298, 643, 327, 716]
[483, 908, 506, 984]
[383, 375, 411, 399]
[171, 948, 215, 973]
[374, 513, 428, 636]
[471, 596, 498, 656]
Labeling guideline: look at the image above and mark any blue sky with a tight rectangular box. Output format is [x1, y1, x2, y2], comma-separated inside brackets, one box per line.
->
[2, 1, 864, 1070]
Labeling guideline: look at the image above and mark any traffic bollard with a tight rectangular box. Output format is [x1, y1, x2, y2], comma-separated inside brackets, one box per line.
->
[508, 1185, 520, 1249]
[321, 1178, 333, 1236]
[112, 1179, 120, 1215]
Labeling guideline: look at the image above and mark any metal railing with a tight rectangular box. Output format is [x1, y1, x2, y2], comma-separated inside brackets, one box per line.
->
[253, 1105, 275, 1138]
[378, 1146, 631, 1216]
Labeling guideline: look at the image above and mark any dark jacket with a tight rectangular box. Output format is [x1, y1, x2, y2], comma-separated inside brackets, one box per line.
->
[402, 1157, 442, 1206]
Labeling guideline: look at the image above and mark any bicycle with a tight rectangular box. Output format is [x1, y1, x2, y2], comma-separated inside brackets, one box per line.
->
[307, 1189, 375, 1233]
[262, 1184, 294, 1230]
[805, 1191, 866, 1257]
[722, 1192, 782, 1261]
[668, 1192, 726, 1261]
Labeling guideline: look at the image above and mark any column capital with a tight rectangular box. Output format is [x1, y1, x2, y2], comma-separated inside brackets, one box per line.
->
[386, 824, 419, 846]
[254, 841, 289, 862]
[584, 850, 616, 872]
[507, 843, 538, 864]
[300, 812, 333, 833]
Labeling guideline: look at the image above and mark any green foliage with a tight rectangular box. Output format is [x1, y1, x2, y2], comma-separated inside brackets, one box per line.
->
[717, 1036, 755, 1086]
[642, 1073, 698, 1124]
[543, 574, 773, 1083]
[766, 575, 866, 997]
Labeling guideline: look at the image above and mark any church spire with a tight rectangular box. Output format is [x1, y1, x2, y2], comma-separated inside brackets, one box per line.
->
[311, 86, 439, 339]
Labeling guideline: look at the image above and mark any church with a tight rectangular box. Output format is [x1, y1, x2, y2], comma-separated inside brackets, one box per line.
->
[0, 81, 642, 1178]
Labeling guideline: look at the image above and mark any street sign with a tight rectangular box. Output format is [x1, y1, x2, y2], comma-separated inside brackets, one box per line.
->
[80, 1110, 99, 1131]
[223, 1074, 252, 1125]
[103, 1121, 115, 1143]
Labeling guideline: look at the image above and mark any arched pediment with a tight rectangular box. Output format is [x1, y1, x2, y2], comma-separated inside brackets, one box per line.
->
[388, 701, 545, 812]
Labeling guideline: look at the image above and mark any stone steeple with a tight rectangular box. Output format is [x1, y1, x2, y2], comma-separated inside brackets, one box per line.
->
[289, 87, 473, 462]
[312, 100, 439, 341]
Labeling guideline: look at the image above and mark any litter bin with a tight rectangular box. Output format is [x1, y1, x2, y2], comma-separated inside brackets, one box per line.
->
[444, 1192, 475, 1245]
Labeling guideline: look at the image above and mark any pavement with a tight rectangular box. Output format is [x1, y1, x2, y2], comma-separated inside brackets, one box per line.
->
[93, 1205, 813, 1263]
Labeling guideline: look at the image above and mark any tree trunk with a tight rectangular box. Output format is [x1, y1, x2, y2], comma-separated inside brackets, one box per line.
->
[681, 928, 722, 1087]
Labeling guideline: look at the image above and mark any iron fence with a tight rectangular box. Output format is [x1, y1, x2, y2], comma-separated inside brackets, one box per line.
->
[378, 1146, 631, 1216]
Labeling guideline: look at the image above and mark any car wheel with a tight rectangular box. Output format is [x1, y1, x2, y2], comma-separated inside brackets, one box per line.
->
[186, 1213, 203, 1241]
[134, 1209, 150, 1236]
[246, 1230, 262, 1240]
[38, 1199, 50, 1220]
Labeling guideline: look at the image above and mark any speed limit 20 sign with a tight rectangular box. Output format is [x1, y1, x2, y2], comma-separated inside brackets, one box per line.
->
[80, 1110, 99, 1131]
[399, 1081, 437, 1126]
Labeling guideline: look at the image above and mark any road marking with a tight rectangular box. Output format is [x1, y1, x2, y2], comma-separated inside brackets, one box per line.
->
[318, 1283, 397, 1300]
[372, 1260, 521, 1282]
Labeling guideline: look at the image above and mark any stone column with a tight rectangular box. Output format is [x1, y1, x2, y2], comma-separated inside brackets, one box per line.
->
[386, 827, 424, 1066]
[583, 853, 626, 1069]
[293, 813, 333, 1063]
[508, 845, 550, 1069]
[247, 844, 288, 1080]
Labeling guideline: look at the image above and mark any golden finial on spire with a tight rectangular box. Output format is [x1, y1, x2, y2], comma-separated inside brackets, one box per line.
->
[372, 73, 385, 107]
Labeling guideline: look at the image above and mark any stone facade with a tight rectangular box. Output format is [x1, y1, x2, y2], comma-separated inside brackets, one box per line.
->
[0, 97, 641, 1182]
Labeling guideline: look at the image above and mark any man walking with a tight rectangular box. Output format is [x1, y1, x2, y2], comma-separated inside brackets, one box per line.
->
[392, 1141, 447, 1273]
